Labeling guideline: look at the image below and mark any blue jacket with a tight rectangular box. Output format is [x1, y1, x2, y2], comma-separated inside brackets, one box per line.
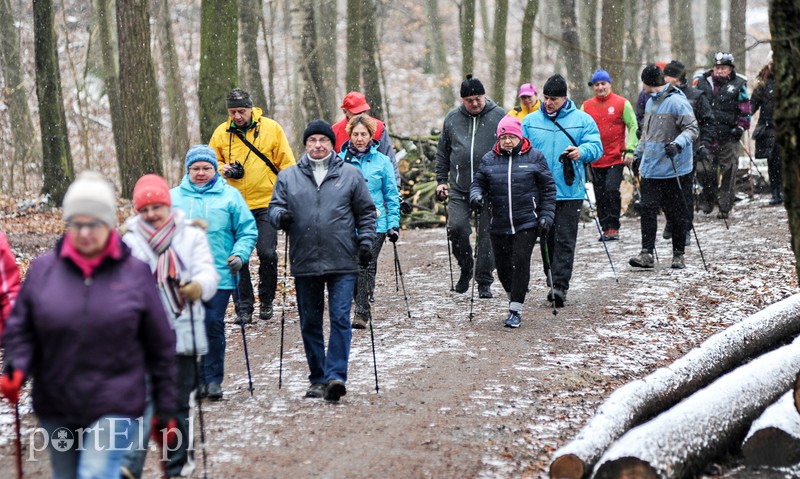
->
[635, 84, 699, 179]
[470, 138, 557, 235]
[170, 175, 258, 290]
[521, 99, 603, 201]
[339, 142, 400, 233]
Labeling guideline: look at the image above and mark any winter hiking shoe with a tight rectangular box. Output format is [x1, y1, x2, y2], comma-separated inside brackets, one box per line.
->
[671, 252, 686, 269]
[454, 270, 471, 293]
[352, 312, 369, 330]
[717, 211, 729, 220]
[546, 288, 566, 307]
[504, 311, 522, 328]
[629, 249, 654, 268]
[478, 284, 493, 298]
[305, 383, 325, 398]
[663, 223, 672, 239]
[259, 305, 273, 321]
[599, 228, 619, 241]
[324, 379, 346, 402]
[235, 311, 253, 325]
[207, 382, 223, 401]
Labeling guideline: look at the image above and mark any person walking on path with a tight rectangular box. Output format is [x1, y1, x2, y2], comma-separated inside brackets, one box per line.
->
[628, 65, 699, 270]
[581, 69, 638, 241]
[521, 74, 603, 307]
[508, 83, 541, 121]
[269, 120, 377, 402]
[693, 52, 751, 219]
[120, 174, 220, 479]
[0, 230, 20, 343]
[1, 171, 177, 479]
[470, 116, 556, 328]
[435, 75, 505, 297]
[170, 145, 258, 402]
[209, 88, 295, 323]
[338, 114, 400, 329]
[750, 59, 782, 205]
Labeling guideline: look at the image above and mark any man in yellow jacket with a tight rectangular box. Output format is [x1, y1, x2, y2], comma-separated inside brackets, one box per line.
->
[209, 88, 296, 323]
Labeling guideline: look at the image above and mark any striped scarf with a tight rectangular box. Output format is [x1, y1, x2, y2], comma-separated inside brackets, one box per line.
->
[137, 213, 183, 315]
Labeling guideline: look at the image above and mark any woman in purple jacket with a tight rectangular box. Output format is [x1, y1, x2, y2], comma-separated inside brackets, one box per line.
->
[0, 172, 177, 479]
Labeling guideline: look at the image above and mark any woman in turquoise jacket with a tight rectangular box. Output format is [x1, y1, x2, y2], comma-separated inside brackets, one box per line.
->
[170, 145, 258, 401]
[338, 114, 400, 329]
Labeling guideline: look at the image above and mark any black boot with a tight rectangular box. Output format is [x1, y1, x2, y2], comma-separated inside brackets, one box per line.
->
[454, 269, 472, 293]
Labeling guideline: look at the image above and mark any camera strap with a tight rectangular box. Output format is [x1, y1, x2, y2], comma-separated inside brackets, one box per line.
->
[229, 125, 279, 176]
[553, 120, 578, 147]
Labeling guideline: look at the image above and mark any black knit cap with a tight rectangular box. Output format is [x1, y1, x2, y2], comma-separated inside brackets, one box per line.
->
[460, 74, 486, 98]
[663, 60, 686, 81]
[303, 119, 336, 146]
[542, 74, 568, 97]
[641, 64, 665, 87]
[226, 88, 253, 108]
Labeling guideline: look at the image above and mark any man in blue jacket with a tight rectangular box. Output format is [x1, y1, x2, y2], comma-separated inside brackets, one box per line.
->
[521, 74, 603, 307]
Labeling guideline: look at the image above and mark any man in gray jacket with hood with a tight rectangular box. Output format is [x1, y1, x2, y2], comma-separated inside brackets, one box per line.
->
[435, 75, 505, 297]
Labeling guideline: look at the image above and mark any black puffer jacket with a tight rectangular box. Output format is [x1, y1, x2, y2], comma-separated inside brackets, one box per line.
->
[470, 138, 557, 235]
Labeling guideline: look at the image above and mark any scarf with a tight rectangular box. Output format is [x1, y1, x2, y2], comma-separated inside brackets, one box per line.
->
[545, 100, 568, 121]
[61, 230, 122, 279]
[346, 139, 374, 160]
[137, 212, 183, 315]
[190, 173, 219, 194]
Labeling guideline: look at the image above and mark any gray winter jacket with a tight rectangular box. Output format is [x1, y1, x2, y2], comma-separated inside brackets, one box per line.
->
[435, 100, 506, 194]
[268, 153, 377, 277]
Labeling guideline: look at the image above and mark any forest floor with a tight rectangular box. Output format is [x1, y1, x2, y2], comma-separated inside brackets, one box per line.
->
[0, 190, 797, 479]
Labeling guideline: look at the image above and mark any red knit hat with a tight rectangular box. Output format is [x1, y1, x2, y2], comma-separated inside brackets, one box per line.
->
[133, 174, 171, 211]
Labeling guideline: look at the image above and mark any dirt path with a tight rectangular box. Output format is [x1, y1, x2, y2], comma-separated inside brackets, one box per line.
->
[1, 196, 796, 478]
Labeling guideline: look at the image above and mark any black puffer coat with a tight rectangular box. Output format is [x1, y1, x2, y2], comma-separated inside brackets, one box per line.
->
[470, 138, 557, 235]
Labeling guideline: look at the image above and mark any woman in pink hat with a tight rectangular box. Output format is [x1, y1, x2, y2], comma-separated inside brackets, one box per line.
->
[508, 83, 541, 121]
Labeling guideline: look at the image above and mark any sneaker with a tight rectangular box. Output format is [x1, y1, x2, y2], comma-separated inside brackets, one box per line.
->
[478, 284, 493, 298]
[259, 305, 273, 321]
[629, 249, 654, 268]
[352, 312, 369, 330]
[197, 383, 208, 399]
[304, 383, 325, 398]
[504, 311, 521, 328]
[235, 311, 253, 325]
[671, 252, 686, 269]
[454, 270, 471, 293]
[207, 382, 223, 401]
[546, 288, 566, 307]
[601, 229, 619, 241]
[717, 211, 729, 220]
[324, 379, 346, 402]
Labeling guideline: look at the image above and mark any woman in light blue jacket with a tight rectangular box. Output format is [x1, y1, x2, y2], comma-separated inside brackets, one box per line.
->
[338, 114, 400, 329]
[170, 145, 257, 401]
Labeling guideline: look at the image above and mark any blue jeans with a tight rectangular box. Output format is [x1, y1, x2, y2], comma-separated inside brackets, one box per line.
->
[294, 274, 357, 384]
[202, 289, 232, 385]
[39, 415, 137, 479]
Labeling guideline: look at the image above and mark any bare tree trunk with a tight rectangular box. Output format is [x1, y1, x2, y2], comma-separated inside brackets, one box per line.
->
[199, 0, 238, 143]
[669, 0, 696, 67]
[460, 0, 475, 78]
[117, 0, 163, 197]
[770, 0, 800, 280]
[358, 0, 383, 120]
[518, 0, 539, 91]
[579, 0, 598, 64]
[729, 0, 747, 74]
[97, 0, 125, 185]
[32, 0, 74, 204]
[238, 0, 267, 109]
[601, 0, 624, 89]
[622, 0, 640, 101]
[559, 0, 584, 105]
[261, 0, 277, 117]
[154, 0, 190, 182]
[291, 0, 327, 122]
[315, 0, 337, 122]
[489, 0, 508, 107]
[478, 0, 491, 49]
[345, 0, 362, 92]
[426, 0, 455, 112]
[706, 0, 722, 62]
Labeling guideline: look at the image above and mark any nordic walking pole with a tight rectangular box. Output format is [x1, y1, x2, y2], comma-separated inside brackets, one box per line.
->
[578, 166, 619, 282]
[740, 138, 767, 185]
[468, 209, 479, 321]
[443, 199, 455, 291]
[668, 155, 709, 271]
[360, 266, 380, 393]
[188, 302, 209, 479]
[14, 401, 23, 479]
[392, 242, 412, 318]
[279, 237, 288, 389]
[541, 240, 558, 316]
[232, 273, 255, 395]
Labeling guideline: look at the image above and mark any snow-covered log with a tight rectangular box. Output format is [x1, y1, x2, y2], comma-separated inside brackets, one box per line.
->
[741, 391, 800, 467]
[550, 294, 800, 479]
[795, 371, 800, 414]
[592, 338, 800, 479]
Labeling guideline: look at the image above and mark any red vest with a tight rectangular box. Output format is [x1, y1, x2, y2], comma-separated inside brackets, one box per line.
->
[583, 92, 628, 168]
[332, 117, 385, 153]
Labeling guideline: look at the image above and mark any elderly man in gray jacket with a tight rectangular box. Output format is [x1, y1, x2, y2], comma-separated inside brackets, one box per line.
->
[269, 119, 377, 402]
[435, 75, 505, 297]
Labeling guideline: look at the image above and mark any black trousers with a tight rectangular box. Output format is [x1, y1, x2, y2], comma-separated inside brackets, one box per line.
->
[540, 200, 582, 292]
[593, 165, 623, 231]
[640, 175, 692, 253]
[490, 228, 539, 304]
[353, 233, 386, 315]
[238, 207, 278, 313]
[767, 145, 783, 199]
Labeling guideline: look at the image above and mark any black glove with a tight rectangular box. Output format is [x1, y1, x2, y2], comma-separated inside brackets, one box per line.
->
[664, 142, 680, 158]
[538, 218, 552, 239]
[730, 126, 744, 141]
[470, 195, 484, 212]
[358, 244, 372, 267]
[696, 145, 710, 160]
[277, 212, 293, 230]
[387, 228, 399, 243]
[399, 200, 412, 215]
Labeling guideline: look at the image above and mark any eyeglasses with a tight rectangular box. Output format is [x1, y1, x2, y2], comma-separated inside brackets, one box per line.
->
[67, 219, 105, 233]
[307, 137, 331, 145]
[714, 52, 734, 63]
[189, 166, 215, 173]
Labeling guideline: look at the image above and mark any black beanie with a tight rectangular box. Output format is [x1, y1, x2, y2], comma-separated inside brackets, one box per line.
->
[226, 88, 253, 108]
[663, 60, 686, 81]
[641, 64, 665, 87]
[542, 74, 568, 97]
[303, 119, 336, 146]
[460, 74, 486, 98]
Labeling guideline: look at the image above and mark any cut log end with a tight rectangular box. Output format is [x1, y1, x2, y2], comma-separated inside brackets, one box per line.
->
[594, 457, 659, 479]
[794, 370, 800, 414]
[743, 427, 800, 467]
[550, 454, 585, 479]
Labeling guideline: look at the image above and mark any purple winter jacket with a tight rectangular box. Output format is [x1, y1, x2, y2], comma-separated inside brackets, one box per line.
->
[1, 236, 177, 426]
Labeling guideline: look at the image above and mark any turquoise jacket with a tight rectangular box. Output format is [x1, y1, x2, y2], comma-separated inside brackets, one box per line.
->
[338, 141, 400, 233]
[170, 175, 258, 290]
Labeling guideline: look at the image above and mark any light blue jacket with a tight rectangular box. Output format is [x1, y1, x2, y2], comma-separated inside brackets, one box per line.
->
[170, 175, 258, 290]
[338, 142, 400, 233]
[521, 99, 603, 201]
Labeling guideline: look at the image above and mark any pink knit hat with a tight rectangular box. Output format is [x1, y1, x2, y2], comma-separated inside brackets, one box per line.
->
[497, 116, 523, 139]
[518, 83, 538, 97]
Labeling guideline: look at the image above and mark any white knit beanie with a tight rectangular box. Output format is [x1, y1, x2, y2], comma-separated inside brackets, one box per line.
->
[62, 171, 118, 227]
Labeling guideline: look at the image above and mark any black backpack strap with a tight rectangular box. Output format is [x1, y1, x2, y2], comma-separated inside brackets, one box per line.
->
[228, 125, 279, 176]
